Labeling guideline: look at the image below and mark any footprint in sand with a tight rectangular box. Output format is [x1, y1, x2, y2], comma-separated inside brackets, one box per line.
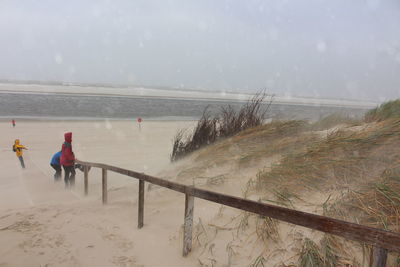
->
[116, 240, 134, 251]
[112, 255, 142, 267]
[103, 233, 116, 241]
[1, 217, 42, 233]
[98, 226, 135, 252]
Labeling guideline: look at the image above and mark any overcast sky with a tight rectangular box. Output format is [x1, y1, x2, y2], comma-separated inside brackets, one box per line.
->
[1, 0, 399, 101]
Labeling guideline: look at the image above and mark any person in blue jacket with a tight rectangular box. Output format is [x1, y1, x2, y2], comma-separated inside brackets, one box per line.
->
[50, 151, 62, 181]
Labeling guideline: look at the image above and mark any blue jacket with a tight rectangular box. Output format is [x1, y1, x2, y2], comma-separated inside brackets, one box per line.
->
[50, 151, 62, 165]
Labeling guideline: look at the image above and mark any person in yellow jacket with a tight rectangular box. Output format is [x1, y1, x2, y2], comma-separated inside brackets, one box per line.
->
[13, 139, 28, 169]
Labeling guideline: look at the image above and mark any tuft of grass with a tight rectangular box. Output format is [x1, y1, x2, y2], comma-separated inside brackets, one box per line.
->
[171, 108, 218, 161]
[365, 99, 400, 122]
[237, 212, 251, 236]
[299, 236, 348, 267]
[171, 91, 273, 161]
[242, 178, 256, 199]
[206, 174, 226, 186]
[194, 218, 209, 247]
[251, 254, 267, 267]
[273, 189, 296, 208]
[320, 236, 339, 267]
[299, 238, 324, 267]
[226, 240, 238, 267]
[256, 215, 280, 243]
[337, 165, 400, 230]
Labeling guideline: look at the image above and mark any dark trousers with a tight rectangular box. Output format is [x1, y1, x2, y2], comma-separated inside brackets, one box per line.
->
[63, 165, 76, 188]
[50, 164, 62, 181]
[18, 156, 25, 169]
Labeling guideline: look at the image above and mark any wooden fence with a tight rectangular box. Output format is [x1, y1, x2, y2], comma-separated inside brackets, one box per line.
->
[76, 159, 400, 266]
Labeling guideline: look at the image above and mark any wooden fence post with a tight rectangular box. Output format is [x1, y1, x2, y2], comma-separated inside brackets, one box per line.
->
[84, 165, 89, 196]
[371, 246, 388, 267]
[72, 160, 400, 257]
[102, 168, 107, 204]
[183, 193, 194, 257]
[138, 180, 144, 229]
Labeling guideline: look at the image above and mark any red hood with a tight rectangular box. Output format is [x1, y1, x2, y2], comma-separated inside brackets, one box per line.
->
[64, 132, 72, 143]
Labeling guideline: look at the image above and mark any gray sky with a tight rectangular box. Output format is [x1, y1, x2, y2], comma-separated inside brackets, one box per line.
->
[1, 0, 400, 101]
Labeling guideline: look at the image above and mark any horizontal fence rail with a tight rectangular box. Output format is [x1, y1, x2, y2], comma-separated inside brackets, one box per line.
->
[75, 159, 400, 265]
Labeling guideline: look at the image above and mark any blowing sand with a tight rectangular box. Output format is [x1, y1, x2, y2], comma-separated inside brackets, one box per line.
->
[2, 118, 379, 266]
[0, 119, 225, 267]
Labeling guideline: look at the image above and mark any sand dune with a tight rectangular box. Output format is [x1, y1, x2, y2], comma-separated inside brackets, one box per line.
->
[2, 117, 390, 266]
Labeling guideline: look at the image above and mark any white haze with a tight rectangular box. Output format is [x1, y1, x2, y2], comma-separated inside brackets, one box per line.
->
[0, 0, 399, 101]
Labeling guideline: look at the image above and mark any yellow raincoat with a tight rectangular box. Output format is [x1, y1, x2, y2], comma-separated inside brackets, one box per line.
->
[13, 139, 27, 157]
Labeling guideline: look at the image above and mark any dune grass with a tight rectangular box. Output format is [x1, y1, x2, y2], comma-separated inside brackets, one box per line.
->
[170, 91, 273, 161]
[311, 113, 360, 131]
[365, 99, 400, 122]
[252, 118, 400, 265]
[331, 164, 400, 230]
[194, 120, 311, 167]
[169, 104, 400, 265]
[256, 119, 400, 195]
[299, 238, 324, 267]
[299, 236, 343, 267]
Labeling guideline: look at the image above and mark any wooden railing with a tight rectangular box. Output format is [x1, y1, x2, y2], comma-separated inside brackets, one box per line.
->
[76, 159, 400, 266]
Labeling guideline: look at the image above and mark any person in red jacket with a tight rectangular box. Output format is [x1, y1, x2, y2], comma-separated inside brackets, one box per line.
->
[60, 132, 76, 188]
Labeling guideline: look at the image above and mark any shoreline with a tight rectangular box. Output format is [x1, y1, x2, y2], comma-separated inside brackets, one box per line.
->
[0, 116, 198, 122]
[0, 83, 379, 109]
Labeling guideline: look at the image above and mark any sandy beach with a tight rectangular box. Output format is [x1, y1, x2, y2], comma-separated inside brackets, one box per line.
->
[0, 119, 216, 267]
[0, 118, 288, 267]
[2, 111, 400, 266]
